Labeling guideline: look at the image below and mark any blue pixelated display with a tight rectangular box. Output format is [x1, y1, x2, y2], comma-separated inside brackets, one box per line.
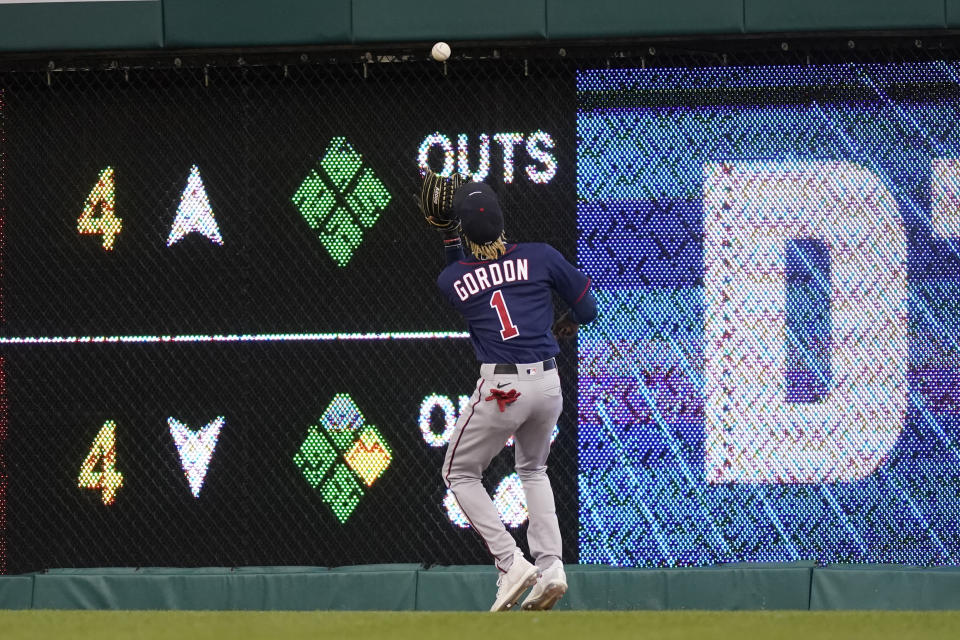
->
[577, 62, 960, 566]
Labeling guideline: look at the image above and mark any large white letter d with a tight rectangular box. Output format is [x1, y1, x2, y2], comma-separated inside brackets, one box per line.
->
[703, 161, 908, 483]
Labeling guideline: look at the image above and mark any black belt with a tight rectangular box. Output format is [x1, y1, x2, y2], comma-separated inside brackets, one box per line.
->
[493, 358, 556, 375]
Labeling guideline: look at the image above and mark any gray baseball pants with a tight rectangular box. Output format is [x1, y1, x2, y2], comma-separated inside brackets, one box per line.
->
[442, 362, 564, 573]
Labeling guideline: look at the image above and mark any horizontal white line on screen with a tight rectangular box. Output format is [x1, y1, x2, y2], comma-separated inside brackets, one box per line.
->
[0, 331, 471, 345]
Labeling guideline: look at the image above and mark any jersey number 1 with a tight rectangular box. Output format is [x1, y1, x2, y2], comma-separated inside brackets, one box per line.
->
[490, 290, 519, 340]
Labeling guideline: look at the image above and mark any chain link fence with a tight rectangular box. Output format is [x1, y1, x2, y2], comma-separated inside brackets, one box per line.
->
[2, 36, 960, 574]
[0, 49, 578, 575]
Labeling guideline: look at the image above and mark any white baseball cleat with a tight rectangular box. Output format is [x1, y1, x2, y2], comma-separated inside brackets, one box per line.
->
[490, 550, 539, 612]
[521, 564, 567, 611]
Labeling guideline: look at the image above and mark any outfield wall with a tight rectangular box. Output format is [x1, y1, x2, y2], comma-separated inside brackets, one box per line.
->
[5, 1, 960, 608]
[1, 564, 959, 611]
[2, 0, 960, 53]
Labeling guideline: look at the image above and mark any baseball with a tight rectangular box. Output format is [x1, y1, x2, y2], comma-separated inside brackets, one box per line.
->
[431, 42, 451, 62]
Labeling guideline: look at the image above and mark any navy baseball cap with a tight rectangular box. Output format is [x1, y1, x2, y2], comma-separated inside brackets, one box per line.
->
[453, 181, 504, 244]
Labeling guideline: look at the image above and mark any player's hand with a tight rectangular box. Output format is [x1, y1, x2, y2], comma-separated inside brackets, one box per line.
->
[552, 312, 578, 340]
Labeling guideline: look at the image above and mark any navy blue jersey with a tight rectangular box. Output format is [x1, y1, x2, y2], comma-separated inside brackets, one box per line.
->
[437, 243, 591, 363]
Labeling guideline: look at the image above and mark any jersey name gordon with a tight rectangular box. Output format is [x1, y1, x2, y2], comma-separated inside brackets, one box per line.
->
[453, 258, 530, 301]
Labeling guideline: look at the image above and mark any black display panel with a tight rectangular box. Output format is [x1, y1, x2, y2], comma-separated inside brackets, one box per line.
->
[0, 62, 577, 573]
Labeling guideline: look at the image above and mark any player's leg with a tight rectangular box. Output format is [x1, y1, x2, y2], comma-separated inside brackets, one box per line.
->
[513, 370, 566, 610]
[443, 374, 539, 611]
[512, 371, 564, 570]
[442, 376, 525, 572]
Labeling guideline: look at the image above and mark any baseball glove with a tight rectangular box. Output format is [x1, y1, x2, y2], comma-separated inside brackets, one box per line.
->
[419, 169, 468, 232]
[552, 311, 579, 340]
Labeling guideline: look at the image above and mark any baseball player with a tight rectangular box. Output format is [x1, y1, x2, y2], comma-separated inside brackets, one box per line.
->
[418, 171, 597, 611]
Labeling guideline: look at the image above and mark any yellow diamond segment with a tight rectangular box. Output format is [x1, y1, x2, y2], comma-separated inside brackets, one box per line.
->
[344, 426, 392, 487]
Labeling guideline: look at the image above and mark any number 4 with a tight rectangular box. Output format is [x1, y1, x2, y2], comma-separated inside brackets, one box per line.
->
[490, 290, 519, 340]
[78, 420, 124, 505]
[77, 167, 122, 250]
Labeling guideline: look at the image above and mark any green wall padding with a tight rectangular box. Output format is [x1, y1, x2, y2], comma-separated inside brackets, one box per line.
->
[6, 564, 960, 611]
[5, 0, 960, 53]
[546, 0, 743, 39]
[31, 566, 419, 610]
[947, 0, 960, 26]
[415, 566, 499, 611]
[351, 0, 547, 43]
[561, 564, 812, 610]
[0, 1, 162, 52]
[661, 564, 812, 610]
[411, 564, 813, 611]
[810, 566, 960, 610]
[33, 568, 237, 610]
[163, 0, 350, 48]
[0, 576, 33, 610]
[744, 0, 946, 32]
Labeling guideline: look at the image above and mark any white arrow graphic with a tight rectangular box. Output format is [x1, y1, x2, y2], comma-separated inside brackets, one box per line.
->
[167, 165, 223, 246]
[168, 416, 225, 497]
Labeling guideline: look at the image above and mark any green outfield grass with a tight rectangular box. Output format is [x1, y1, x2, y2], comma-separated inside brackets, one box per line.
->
[1, 610, 959, 640]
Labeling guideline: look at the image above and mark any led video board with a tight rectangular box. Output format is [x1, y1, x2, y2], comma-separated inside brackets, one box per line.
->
[578, 62, 960, 566]
[0, 67, 577, 573]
